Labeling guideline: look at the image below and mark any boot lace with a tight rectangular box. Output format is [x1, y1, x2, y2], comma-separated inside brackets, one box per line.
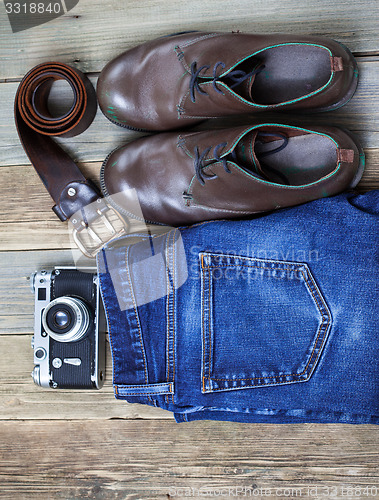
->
[192, 132, 289, 186]
[194, 142, 229, 185]
[189, 60, 264, 103]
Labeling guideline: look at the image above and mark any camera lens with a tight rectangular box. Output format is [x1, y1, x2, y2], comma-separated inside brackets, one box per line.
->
[45, 303, 75, 335]
[53, 310, 71, 329]
[42, 296, 91, 342]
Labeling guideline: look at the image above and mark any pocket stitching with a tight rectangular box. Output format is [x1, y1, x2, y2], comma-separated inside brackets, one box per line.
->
[207, 267, 330, 381]
[201, 253, 331, 392]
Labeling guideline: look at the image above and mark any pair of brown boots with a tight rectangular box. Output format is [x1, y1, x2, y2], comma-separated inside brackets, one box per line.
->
[97, 31, 364, 226]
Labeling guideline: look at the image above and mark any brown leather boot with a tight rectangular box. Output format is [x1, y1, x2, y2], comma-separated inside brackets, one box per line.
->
[97, 31, 358, 132]
[101, 123, 364, 226]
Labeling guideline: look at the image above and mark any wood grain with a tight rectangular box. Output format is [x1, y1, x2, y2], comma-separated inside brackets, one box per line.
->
[0, 77, 138, 168]
[0, 419, 378, 499]
[0, 250, 86, 332]
[0, 157, 377, 252]
[0, 163, 102, 223]
[1, 0, 379, 80]
[0, 147, 377, 224]
[1, 1, 379, 496]
[0, 334, 171, 420]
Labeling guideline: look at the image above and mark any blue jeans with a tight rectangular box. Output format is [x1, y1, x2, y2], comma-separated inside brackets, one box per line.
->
[97, 190, 379, 424]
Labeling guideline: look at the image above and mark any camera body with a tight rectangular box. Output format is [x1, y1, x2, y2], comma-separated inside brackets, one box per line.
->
[31, 267, 105, 389]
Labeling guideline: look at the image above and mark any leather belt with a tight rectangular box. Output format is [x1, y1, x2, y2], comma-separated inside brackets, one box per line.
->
[15, 62, 127, 257]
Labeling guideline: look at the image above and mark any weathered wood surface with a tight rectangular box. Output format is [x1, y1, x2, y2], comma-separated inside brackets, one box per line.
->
[0, 153, 378, 252]
[0, 420, 378, 499]
[1, 0, 379, 81]
[0, 334, 171, 420]
[0, 252, 171, 420]
[0, 250, 85, 332]
[0, 163, 102, 223]
[0, 78, 139, 167]
[1, 0, 379, 497]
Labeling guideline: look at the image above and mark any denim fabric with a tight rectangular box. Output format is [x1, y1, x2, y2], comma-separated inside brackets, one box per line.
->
[97, 191, 379, 424]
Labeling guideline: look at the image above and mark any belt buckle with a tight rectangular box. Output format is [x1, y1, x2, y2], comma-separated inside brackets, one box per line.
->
[71, 199, 128, 258]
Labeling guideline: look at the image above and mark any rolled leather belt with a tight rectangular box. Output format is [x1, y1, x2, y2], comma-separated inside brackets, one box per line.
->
[15, 61, 100, 221]
[15, 62, 127, 256]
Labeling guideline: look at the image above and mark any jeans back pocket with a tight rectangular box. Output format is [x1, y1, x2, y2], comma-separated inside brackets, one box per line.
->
[200, 252, 332, 393]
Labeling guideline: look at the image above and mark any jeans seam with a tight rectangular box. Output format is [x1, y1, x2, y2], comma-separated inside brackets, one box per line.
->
[102, 297, 115, 386]
[125, 246, 152, 402]
[165, 229, 177, 403]
[201, 255, 331, 390]
[208, 264, 212, 383]
[172, 228, 178, 403]
[201, 255, 206, 394]
[114, 392, 168, 396]
[165, 231, 171, 403]
[97, 260, 116, 387]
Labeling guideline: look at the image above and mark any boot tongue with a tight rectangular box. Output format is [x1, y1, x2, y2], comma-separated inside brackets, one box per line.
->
[230, 130, 290, 185]
[231, 72, 258, 102]
[222, 61, 262, 102]
[231, 130, 265, 177]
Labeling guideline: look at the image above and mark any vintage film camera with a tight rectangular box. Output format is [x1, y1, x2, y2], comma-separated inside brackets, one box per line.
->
[30, 267, 106, 389]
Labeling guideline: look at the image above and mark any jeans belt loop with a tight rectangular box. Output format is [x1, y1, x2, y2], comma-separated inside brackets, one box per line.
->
[114, 382, 174, 397]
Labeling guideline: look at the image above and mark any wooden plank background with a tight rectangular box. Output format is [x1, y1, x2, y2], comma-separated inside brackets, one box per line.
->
[0, 0, 378, 498]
